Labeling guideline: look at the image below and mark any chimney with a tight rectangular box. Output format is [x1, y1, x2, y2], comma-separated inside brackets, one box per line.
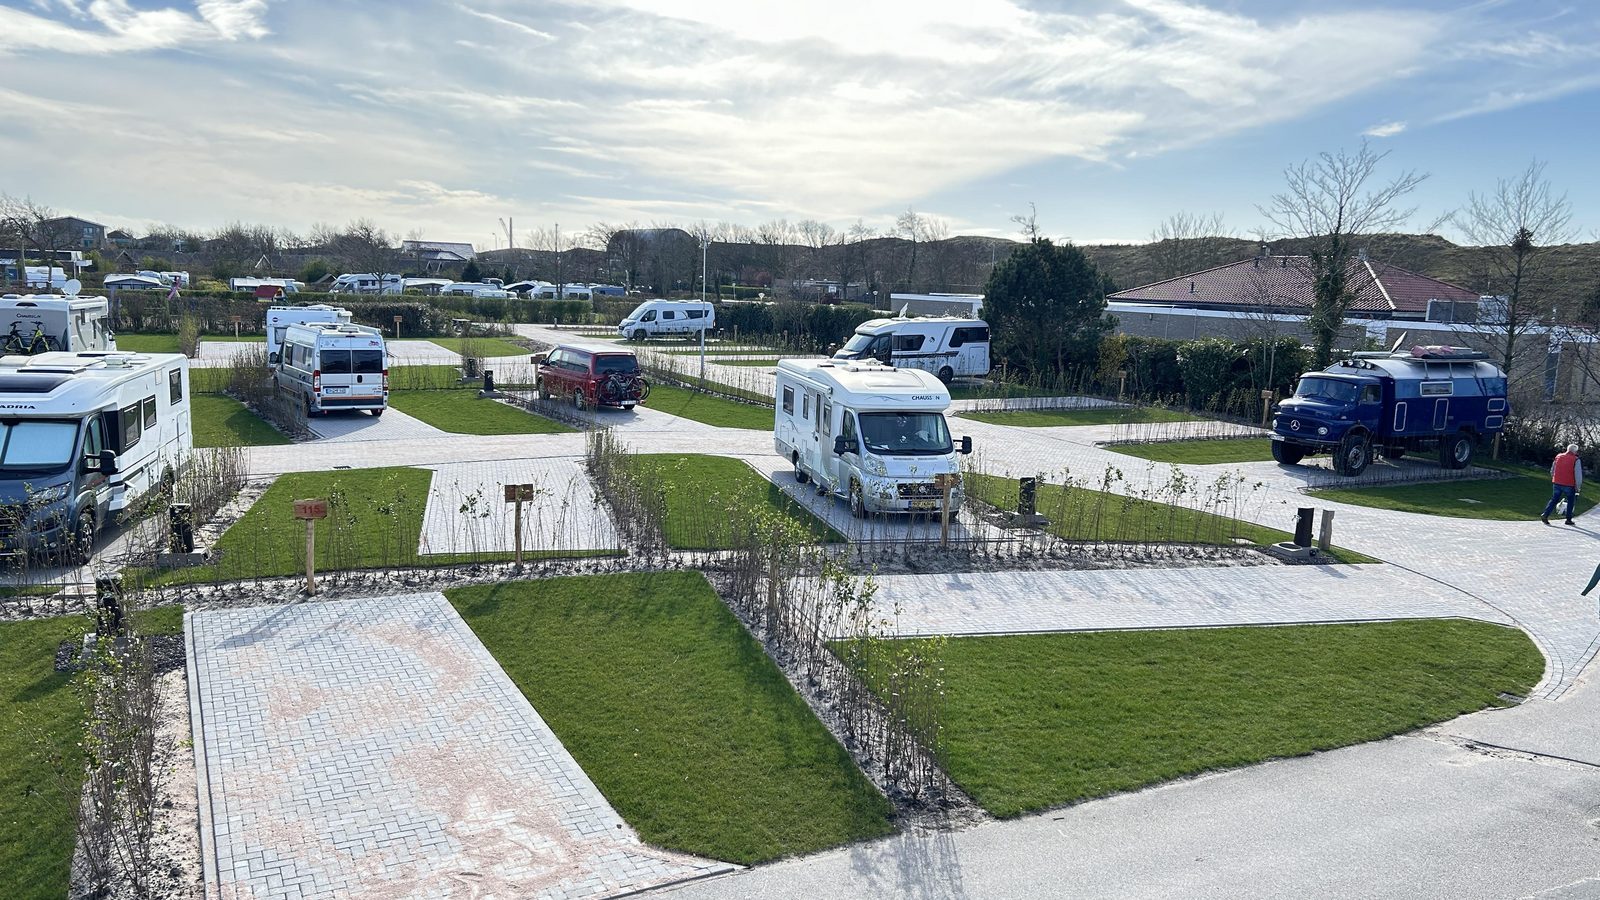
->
[1258, 241, 1269, 258]
[1189, 280, 1196, 294]
[1358, 247, 1368, 262]
[1280, 257, 1287, 268]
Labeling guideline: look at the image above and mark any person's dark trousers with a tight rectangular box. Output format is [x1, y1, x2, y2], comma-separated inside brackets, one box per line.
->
[1544, 484, 1577, 522]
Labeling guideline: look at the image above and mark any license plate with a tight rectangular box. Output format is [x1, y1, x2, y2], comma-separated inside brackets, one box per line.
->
[323, 386, 347, 395]
[910, 500, 938, 511]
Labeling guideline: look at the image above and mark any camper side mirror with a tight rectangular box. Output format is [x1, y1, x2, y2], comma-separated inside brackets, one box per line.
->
[959, 436, 973, 455]
[98, 450, 118, 475]
[833, 435, 848, 456]
[268, 351, 280, 365]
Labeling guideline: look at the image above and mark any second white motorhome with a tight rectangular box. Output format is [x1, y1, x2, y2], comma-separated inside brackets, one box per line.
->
[618, 300, 714, 340]
[833, 316, 991, 383]
[2, 295, 116, 355]
[440, 282, 513, 299]
[774, 359, 971, 517]
[329, 273, 404, 295]
[274, 323, 388, 416]
[0, 351, 193, 563]
[266, 305, 353, 363]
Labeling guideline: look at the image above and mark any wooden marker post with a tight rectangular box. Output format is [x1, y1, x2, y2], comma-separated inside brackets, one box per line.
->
[292, 499, 328, 594]
[1317, 509, 1335, 552]
[935, 472, 961, 549]
[231, 315, 242, 339]
[504, 484, 537, 565]
[1260, 389, 1275, 427]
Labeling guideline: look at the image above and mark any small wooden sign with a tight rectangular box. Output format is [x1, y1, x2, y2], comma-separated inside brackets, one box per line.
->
[293, 499, 328, 520]
[934, 473, 961, 488]
[393, 315, 404, 325]
[504, 484, 538, 502]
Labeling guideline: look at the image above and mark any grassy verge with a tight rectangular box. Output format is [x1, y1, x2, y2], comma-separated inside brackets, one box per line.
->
[884, 621, 1540, 818]
[154, 467, 433, 584]
[649, 372, 770, 404]
[643, 383, 774, 430]
[114, 333, 179, 353]
[449, 573, 892, 864]
[388, 364, 467, 391]
[422, 336, 528, 357]
[629, 454, 843, 549]
[388, 390, 573, 435]
[191, 395, 291, 447]
[1110, 437, 1272, 465]
[959, 406, 1199, 427]
[190, 367, 230, 394]
[948, 383, 1066, 401]
[1310, 466, 1592, 521]
[968, 473, 1379, 563]
[0, 617, 82, 900]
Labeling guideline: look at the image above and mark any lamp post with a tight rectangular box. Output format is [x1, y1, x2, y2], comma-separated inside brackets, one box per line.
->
[699, 237, 709, 381]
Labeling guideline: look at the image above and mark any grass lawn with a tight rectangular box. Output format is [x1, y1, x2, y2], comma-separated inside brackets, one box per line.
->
[948, 382, 1063, 402]
[191, 395, 291, 447]
[0, 617, 82, 900]
[629, 454, 843, 549]
[114, 332, 179, 353]
[1309, 466, 1592, 521]
[880, 621, 1540, 818]
[1110, 437, 1273, 465]
[449, 573, 892, 864]
[968, 474, 1379, 563]
[389, 364, 469, 391]
[388, 390, 573, 435]
[959, 406, 1199, 427]
[158, 467, 434, 583]
[190, 367, 231, 394]
[643, 383, 775, 430]
[423, 336, 528, 357]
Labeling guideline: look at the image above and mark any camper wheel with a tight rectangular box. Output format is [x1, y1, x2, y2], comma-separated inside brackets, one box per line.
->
[1441, 431, 1474, 470]
[370, 408, 384, 418]
[69, 509, 97, 566]
[631, 328, 647, 342]
[793, 453, 810, 484]
[1270, 440, 1305, 466]
[937, 366, 954, 384]
[1334, 432, 1371, 477]
[849, 481, 866, 518]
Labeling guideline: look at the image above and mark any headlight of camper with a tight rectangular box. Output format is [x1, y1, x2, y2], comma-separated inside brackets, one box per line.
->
[862, 456, 888, 476]
[1317, 426, 1329, 436]
[29, 484, 69, 506]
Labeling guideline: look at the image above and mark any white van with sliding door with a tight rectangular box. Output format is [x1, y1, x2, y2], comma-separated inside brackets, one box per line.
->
[774, 359, 971, 518]
[266, 305, 352, 364]
[833, 316, 991, 383]
[618, 300, 714, 341]
[274, 323, 388, 417]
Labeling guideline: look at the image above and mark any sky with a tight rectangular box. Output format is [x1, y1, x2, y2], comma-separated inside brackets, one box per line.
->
[2, 0, 1599, 250]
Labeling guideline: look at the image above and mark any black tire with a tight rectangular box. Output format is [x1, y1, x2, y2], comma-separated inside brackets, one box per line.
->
[849, 481, 866, 519]
[795, 466, 811, 485]
[69, 508, 96, 566]
[370, 408, 384, 418]
[937, 366, 954, 384]
[632, 328, 647, 342]
[303, 393, 313, 418]
[1441, 432, 1474, 470]
[574, 389, 586, 411]
[1270, 440, 1305, 465]
[1336, 432, 1371, 477]
[535, 379, 547, 401]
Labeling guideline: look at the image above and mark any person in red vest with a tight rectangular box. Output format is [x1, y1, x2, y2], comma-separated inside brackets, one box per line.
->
[1543, 443, 1583, 526]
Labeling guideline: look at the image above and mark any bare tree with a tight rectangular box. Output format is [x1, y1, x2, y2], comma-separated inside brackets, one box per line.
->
[895, 208, 925, 290]
[1260, 143, 1428, 365]
[0, 193, 75, 283]
[1011, 202, 1041, 242]
[1146, 211, 1235, 281]
[334, 218, 395, 274]
[1452, 160, 1575, 398]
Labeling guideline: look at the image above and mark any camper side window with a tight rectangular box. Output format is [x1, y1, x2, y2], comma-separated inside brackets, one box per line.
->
[662, 310, 676, 320]
[949, 326, 989, 348]
[83, 418, 104, 460]
[641, 311, 657, 322]
[841, 411, 857, 449]
[802, 393, 810, 419]
[119, 403, 142, 451]
[893, 334, 925, 352]
[143, 397, 157, 429]
[169, 369, 182, 404]
[782, 386, 794, 414]
[686, 309, 705, 319]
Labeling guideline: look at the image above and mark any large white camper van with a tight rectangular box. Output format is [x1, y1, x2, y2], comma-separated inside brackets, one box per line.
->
[774, 359, 971, 517]
[2, 295, 115, 355]
[0, 351, 193, 562]
[274, 323, 388, 416]
[329, 273, 404, 295]
[833, 316, 991, 383]
[266, 305, 353, 363]
[618, 300, 714, 340]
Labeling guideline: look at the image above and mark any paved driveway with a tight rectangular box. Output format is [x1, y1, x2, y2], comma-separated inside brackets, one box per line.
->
[187, 593, 734, 900]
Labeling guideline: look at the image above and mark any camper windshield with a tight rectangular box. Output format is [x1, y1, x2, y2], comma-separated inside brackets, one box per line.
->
[841, 333, 873, 354]
[1295, 377, 1358, 403]
[0, 420, 78, 471]
[859, 412, 952, 456]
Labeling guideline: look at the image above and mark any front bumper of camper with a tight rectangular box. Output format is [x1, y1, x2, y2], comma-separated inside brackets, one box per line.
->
[0, 504, 68, 563]
[862, 478, 964, 515]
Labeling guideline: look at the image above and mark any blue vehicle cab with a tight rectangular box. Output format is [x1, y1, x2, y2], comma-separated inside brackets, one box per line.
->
[1272, 346, 1509, 476]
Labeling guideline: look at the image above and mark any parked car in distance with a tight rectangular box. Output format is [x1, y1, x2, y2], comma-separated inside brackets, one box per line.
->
[534, 345, 648, 410]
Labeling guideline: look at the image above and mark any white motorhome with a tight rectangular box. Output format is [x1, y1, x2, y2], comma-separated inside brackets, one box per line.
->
[266, 305, 353, 363]
[833, 316, 991, 383]
[274, 323, 388, 416]
[530, 283, 594, 301]
[23, 266, 70, 290]
[0, 351, 193, 562]
[2, 295, 115, 355]
[329, 273, 404, 295]
[774, 359, 971, 517]
[229, 277, 299, 293]
[440, 282, 513, 299]
[618, 300, 714, 340]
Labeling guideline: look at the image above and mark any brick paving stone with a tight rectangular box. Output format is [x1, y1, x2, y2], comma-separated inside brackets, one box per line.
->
[187, 594, 736, 900]
[418, 459, 621, 555]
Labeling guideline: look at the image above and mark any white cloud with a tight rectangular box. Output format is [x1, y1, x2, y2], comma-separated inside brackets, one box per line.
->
[1363, 121, 1408, 138]
[453, 4, 555, 41]
[0, 0, 269, 53]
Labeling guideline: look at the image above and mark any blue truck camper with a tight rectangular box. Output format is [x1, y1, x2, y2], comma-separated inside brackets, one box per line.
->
[1271, 346, 1509, 476]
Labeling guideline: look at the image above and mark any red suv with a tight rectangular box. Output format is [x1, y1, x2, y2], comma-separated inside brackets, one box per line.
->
[535, 345, 649, 410]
